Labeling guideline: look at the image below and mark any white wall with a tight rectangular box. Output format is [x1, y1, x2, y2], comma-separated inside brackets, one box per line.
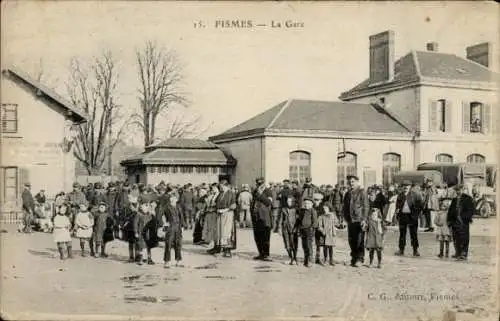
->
[216, 138, 263, 187]
[146, 171, 220, 186]
[264, 136, 414, 186]
[345, 87, 419, 131]
[1, 76, 77, 200]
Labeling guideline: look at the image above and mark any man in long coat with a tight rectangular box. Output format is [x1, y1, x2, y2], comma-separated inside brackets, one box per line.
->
[342, 175, 369, 267]
[447, 184, 474, 260]
[21, 183, 35, 233]
[251, 177, 273, 261]
[395, 180, 423, 257]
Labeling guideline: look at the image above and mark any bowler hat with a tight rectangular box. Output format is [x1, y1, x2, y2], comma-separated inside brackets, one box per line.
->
[24, 182, 31, 187]
[305, 177, 312, 183]
[98, 201, 107, 206]
[303, 197, 313, 202]
[346, 175, 359, 181]
[256, 177, 264, 184]
[72, 182, 80, 188]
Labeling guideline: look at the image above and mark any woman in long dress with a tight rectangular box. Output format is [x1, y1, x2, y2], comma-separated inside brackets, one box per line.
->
[204, 183, 220, 254]
[216, 181, 237, 258]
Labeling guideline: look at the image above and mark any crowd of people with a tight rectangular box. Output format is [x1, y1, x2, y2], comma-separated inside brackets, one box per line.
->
[19, 174, 475, 268]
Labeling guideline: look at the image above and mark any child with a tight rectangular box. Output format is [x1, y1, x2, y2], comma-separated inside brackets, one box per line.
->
[276, 196, 298, 265]
[312, 193, 325, 265]
[92, 202, 115, 258]
[317, 204, 337, 266]
[74, 201, 94, 257]
[434, 200, 451, 259]
[162, 192, 184, 268]
[296, 198, 317, 268]
[122, 196, 140, 263]
[53, 204, 73, 260]
[134, 201, 158, 265]
[364, 208, 385, 268]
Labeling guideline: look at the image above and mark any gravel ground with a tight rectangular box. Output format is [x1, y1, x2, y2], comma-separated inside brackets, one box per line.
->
[0, 218, 498, 321]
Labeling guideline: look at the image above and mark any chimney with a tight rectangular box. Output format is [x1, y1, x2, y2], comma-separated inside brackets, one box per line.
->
[466, 42, 492, 68]
[369, 30, 395, 83]
[426, 42, 438, 52]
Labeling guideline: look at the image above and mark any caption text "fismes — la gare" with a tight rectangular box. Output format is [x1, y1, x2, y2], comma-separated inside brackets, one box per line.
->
[193, 20, 305, 29]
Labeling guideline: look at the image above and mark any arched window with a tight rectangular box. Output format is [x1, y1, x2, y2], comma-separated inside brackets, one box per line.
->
[382, 153, 401, 187]
[466, 154, 485, 164]
[436, 153, 453, 163]
[337, 152, 357, 185]
[289, 151, 311, 183]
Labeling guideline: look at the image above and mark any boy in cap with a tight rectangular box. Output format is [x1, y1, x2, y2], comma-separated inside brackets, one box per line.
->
[296, 197, 318, 267]
[161, 192, 184, 268]
[122, 195, 140, 262]
[92, 201, 115, 258]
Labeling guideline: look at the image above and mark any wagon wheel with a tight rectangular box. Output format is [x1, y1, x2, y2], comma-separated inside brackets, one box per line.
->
[480, 202, 492, 218]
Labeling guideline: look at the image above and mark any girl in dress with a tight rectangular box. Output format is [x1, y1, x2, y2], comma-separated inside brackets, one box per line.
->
[364, 208, 385, 268]
[53, 204, 73, 260]
[317, 204, 337, 266]
[434, 200, 451, 258]
[74, 201, 94, 257]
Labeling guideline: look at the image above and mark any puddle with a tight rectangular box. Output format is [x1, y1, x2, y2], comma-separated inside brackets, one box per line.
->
[255, 269, 282, 273]
[194, 263, 218, 270]
[310, 316, 323, 318]
[143, 283, 157, 287]
[0, 229, 8, 233]
[164, 277, 179, 282]
[28, 250, 54, 259]
[254, 265, 273, 269]
[121, 275, 141, 282]
[204, 275, 236, 280]
[124, 295, 181, 304]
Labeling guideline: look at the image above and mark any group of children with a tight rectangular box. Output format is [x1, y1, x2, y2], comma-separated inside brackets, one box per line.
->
[53, 188, 185, 269]
[276, 194, 385, 268]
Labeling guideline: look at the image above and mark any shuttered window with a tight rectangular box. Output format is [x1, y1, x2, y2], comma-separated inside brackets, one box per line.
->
[290, 151, 311, 183]
[337, 152, 357, 185]
[429, 99, 450, 132]
[435, 154, 453, 163]
[466, 154, 485, 164]
[382, 153, 401, 186]
[2, 167, 18, 201]
[1, 104, 18, 133]
[463, 101, 491, 134]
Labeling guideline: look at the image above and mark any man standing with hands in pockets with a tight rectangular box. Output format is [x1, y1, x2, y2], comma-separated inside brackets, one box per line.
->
[342, 175, 369, 267]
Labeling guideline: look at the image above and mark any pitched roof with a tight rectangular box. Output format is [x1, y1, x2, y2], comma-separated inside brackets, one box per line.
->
[209, 99, 410, 141]
[2, 66, 88, 123]
[121, 138, 236, 167]
[146, 138, 218, 150]
[339, 51, 499, 100]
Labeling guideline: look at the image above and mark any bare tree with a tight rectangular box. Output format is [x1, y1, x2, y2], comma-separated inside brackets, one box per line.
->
[133, 40, 189, 147]
[67, 51, 128, 175]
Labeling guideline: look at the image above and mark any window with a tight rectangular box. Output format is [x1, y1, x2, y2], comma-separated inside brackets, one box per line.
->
[429, 99, 450, 132]
[435, 153, 453, 163]
[180, 166, 193, 174]
[212, 167, 219, 174]
[463, 101, 492, 134]
[171, 166, 178, 173]
[2, 167, 18, 201]
[147, 166, 154, 173]
[1, 104, 18, 133]
[337, 152, 357, 185]
[197, 166, 209, 174]
[289, 151, 311, 183]
[466, 154, 485, 164]
[382, 153, 401, 187]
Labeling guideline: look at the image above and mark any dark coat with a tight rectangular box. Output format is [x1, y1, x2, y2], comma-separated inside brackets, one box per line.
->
[121, 205, 138, 242]
[180, 190, 195, 211]
[22, 189, 35, 213]
[395, 191, 423, 220]
[447, 194, 474, 227]
[343, 187, 369, 223]
[296, 208, 318, 230]
[92, 211, 114, 243]
[133, 210, 158, 249]
[251, 187, 273, 227]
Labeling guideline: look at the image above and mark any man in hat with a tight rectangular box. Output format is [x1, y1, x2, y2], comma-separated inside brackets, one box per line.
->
[180, 183, 195, 230]
[422, 178, 439, 232]
[21, 182, 35, 233]
[237, 184, 253, 228]
[447, 184, 474, 260]
[251, 177, 274, 261]
[67, 182, 87, 228]
[343, 175, 369, 267]
[300, 177, 317, 209]
[395, 180, 423, 257]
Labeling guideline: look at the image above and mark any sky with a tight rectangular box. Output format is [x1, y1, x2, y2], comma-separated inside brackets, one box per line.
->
[2, 1, 498, 146]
